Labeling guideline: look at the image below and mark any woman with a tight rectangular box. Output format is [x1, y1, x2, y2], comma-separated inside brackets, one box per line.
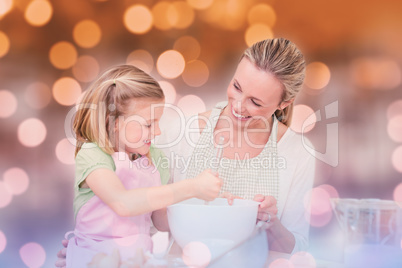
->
[158, 37, 315, 254]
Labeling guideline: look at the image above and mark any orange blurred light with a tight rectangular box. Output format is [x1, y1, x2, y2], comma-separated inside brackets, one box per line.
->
[73, 20, 102, 48]
[124, 5, 153, 34]
[0, 230, 6, 254]
[305, 62, 331, 90]
[247, 4, 276, 27]
[0, 0, 13, 18]
[186, 0, 213, 10]
[157, 50, 185, 79]
[3, 168, 29, 195]
[0, 90, 17, 118]
[350, 57, 401, 90]
[24, 0, 53, 27]
[56, 138, 75, 165]
[392, 146, 402, 174]
[290, 105, 317, 133]
[200, 0, 248, 30]
[245, 24, 273, 47]
[18, 118, 47, 147]
[152, 1, 174, 31]
[170, 1, 194, 29]
[158, 81, 176, 104]
[173, 36, 201, 61]
[387, 99, 402, 120]
[52, 77, 82, 106]
[182, 60, 209, 87]
[49, 41, 78, 69]
[72, 55, 100, 83]
[177, 95, 206, 116]
[387, 115, 402, 143]
[0, 31, 10, 58]
[126, 49, 154, 74]
[24, 82, 51, 109]
[290, 251, 317, 267]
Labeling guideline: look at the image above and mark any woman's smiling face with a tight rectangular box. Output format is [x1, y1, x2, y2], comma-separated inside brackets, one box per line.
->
[225, 58, 289, 129]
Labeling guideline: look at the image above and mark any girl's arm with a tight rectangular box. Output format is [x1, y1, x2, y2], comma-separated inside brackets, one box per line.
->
[86, 169, 222, 217]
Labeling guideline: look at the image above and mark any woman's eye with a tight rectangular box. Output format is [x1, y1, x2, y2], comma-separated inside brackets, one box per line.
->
[233, 83, 241, 91]
[145, 124, 152, 128]
[251, 99, 261, 107]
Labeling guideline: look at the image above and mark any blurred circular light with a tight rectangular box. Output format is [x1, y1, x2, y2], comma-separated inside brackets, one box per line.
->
[317, 184, 339, 199]
[73, 20, 102, 48]
[245, 24, 273, 47]
[394, 183, 402, 203]
[152, 1, 174, 31]
[3, 167, 29, 195]
[19, 242, 46, 268]
[56, 138, 76, 165]
[182, 60, 209, 87]
[306, 187, 332, 216]
[290, 105, 317, 133]
[126, 49, 153, 74]
[387, 115, 402, 143]
[269, 258, 294, 268]
[305, 62, 331, 89]
[0, 230, 6, 254]
[52, 77, 82, 106]
[186, 0, 213, 10]
[72, 55, 100, 83]
[392, 146, 402, 174]
[177, 95, 206, 116]
[25, 82, 51, 109]
[290, 251, 317, 267]
[157, 50, 185, 79]
[308, 210, 332, 228]
[0, 0, 13, 17]
[170, 1, 194, 29]
[18, 118, 47, 147]
[387, 99, 402, 120]
[0, 90, 17, 118]
[182, 241, 211, 268]
[247, 4, 276, 27]
[0, 31, 10, 58]
[350, 57, 401, 90]
[49, 41, 78, 69]
[124, 5, 153, 34]
[0, 181, 12, 208]
[158, 81, 176, 104]
[173, 36, 201, 61]
[24, 0, 53, 27]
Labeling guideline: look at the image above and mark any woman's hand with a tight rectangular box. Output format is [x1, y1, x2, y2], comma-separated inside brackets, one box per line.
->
[192, 169, 223, 201]
[220, 192, 243, 205]
[253, 194, 278, 226]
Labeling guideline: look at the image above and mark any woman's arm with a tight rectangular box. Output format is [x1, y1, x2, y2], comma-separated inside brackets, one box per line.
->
[151, 208, 169, 232]
[86, 168, 222, 217]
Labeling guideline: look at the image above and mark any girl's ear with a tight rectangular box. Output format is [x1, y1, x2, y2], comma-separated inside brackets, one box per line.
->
[279, 98, 294, 110]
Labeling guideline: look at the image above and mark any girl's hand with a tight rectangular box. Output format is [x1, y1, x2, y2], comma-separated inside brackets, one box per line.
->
[54, 239, 68, 268]
[253, 194, 278, 226]
[220, 192, 243, 205]
[192, 169, 223, 201]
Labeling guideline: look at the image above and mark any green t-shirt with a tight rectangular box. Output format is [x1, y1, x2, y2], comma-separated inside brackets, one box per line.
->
[73, 143, 170, 220]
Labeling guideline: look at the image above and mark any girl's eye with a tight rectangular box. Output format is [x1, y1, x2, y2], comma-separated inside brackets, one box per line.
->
[251, 99, 262, 107]
[145, 124, 152, 128]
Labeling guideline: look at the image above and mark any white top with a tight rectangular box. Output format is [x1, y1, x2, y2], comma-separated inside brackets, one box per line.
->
[156, 111, 316, 254]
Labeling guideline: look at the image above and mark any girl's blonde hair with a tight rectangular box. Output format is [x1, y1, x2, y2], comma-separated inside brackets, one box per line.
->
[73, 64, 164, 156]
[241, 38, 306, 126]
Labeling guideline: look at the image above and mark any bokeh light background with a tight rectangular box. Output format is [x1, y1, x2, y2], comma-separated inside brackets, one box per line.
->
[1, 0, 402, 266]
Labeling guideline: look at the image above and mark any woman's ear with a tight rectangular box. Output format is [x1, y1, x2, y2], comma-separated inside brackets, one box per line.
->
[279, 99, 294, 110]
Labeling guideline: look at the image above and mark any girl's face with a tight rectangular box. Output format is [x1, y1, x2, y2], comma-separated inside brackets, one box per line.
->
[115, 98, 164, 156]
[225, 58, 292, 129]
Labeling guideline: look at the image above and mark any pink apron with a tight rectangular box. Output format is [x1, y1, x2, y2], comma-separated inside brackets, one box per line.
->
[66, 154, 161, 268]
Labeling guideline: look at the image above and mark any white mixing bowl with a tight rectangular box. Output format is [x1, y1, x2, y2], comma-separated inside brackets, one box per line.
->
[167, 198, 267, 267]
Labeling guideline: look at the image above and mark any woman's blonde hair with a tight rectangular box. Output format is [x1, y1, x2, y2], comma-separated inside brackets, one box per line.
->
[73, 64, 164, 156]
[241, 38, 306, 126]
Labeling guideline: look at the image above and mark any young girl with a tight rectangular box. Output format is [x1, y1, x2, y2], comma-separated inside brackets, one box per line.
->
[65, 65, 222, 268]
